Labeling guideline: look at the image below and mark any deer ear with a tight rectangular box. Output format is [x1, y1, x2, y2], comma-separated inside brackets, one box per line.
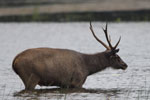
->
[114, 49, 119, 53]
[111, 49, 119, 54]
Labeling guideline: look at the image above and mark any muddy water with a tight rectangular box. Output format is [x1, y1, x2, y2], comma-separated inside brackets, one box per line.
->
[0, 22, 150, 100]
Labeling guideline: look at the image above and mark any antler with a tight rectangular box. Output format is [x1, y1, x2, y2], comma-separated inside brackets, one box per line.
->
[114, 36, 121, 49]
[90, 22, 110, 50]
[102, 23, 113, 49]
[90, 22, 121, 50]
[102, 23, 121, 50]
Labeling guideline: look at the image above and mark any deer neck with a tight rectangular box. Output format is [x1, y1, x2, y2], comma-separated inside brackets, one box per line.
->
[84, 52, 110, 75]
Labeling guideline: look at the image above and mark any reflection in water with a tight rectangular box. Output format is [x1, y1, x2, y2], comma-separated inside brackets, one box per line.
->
[15, 88, 121, 95]
[14, 87, 149, 100]
[14, 88, 122, 100]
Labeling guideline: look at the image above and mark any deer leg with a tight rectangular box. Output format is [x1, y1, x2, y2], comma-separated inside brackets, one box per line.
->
[17, 69, 40, 90]
[70, 81, 83, 88]
[25, 73, 40, 90]
[70, 72, 86, 88]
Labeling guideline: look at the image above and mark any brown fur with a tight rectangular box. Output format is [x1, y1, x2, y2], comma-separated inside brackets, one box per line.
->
[12, 47, 127, 90]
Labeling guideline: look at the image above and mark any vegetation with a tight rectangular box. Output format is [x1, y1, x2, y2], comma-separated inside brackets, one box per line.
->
[0, 10, 150, 22]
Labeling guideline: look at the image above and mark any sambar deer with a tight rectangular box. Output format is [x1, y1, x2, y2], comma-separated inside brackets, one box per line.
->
[12, 22, 127, 90]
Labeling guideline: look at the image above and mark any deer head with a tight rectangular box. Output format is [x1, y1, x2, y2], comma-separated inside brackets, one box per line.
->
[90, 22, 127, 70]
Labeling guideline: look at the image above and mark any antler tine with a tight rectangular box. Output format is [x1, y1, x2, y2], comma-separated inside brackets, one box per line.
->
[109, 35, 111, 42]
[90, 22, 110, 50]
[102, 23, 113, 49]
[114, 36, 121, 49]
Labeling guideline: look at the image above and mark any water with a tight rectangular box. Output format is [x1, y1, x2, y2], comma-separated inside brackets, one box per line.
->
[0, 22, 150, 100]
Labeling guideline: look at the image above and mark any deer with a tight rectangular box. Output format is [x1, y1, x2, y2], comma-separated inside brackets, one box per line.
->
[12, 22, 127, 90]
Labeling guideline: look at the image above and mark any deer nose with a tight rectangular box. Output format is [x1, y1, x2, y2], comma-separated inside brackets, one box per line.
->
[122, 63, 128, 70]
[124, 63, 128, 67]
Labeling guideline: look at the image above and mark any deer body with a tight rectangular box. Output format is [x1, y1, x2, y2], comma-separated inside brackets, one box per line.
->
[12, 22, 127, 90]
[13, 48, 112, 89]
[13, 48, 88, 89]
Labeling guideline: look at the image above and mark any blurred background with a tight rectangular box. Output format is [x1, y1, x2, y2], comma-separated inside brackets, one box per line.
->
[0, 0, 150, 22]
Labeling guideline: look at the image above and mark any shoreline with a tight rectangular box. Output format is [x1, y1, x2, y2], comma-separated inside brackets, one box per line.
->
[0, 9, 150, 22]
[0, 0, 150, 22]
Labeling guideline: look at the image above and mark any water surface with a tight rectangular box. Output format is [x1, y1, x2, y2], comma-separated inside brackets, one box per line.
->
[0, 22, 150, 100]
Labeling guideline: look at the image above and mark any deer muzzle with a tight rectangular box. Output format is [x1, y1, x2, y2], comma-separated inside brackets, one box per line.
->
[122, 64, 128, 70]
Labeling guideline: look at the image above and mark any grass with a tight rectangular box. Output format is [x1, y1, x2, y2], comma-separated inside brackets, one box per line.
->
[32, 6, 40, 21]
